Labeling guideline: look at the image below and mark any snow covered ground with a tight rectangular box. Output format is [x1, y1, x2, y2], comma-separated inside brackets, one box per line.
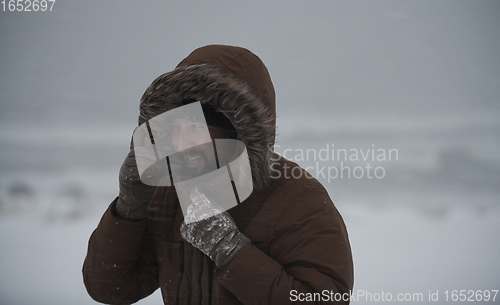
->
[1, 118, 499, 305]
[1, 186, 499, 305]
[0, 134, 499, 305]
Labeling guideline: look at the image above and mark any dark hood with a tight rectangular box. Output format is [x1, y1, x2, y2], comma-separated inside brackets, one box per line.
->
[138, 45, 276, 191]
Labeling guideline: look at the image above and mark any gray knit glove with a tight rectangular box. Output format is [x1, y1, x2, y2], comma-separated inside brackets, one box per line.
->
[180, 188, 250, 270]
[115, 148, 166, 220]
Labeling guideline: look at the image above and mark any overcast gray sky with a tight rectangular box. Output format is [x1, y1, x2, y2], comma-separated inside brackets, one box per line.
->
[1, 0, 499, 133]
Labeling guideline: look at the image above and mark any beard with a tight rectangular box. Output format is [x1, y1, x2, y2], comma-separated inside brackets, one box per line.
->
[168, 145, 218, 182]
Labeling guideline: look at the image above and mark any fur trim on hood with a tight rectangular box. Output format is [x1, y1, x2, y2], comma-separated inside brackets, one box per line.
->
[138, 45, 276, 191]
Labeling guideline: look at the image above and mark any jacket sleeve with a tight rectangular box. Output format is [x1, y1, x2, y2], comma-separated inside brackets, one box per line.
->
[82, 198, 159, 304]
[218, 182, 354, 305]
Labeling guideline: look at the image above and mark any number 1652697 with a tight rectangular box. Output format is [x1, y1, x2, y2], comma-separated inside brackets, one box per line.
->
[2, 0, 56, 12]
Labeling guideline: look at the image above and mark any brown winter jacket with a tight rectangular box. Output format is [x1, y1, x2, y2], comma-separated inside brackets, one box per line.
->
[83, 45, 354, 305]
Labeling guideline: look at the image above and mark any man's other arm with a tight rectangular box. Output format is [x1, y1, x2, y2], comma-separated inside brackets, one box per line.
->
[82, 198, 159, 304]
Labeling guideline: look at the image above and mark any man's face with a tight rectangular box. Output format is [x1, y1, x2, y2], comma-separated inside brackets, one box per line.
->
[169, 118, 236, 176]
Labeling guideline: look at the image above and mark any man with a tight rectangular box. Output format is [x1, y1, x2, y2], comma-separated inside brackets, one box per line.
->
[83, 45, 354, 304]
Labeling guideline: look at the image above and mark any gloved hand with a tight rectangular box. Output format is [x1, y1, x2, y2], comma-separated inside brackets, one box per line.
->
[180, 187, 250, 270]
[115, 148, 165, 220]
